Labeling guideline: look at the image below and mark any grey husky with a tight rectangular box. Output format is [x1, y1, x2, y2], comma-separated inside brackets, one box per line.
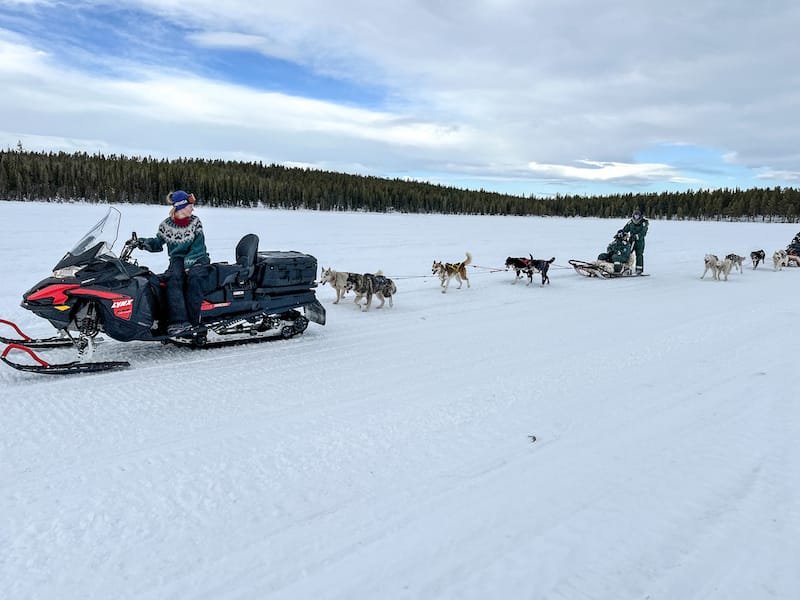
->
[346, 271, 397, 310]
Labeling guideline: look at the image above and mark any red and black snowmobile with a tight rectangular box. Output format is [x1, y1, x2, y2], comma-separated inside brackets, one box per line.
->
[1, 207, 325, 374]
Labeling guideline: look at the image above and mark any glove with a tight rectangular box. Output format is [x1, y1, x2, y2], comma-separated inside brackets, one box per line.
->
[133, 238, 145, 250]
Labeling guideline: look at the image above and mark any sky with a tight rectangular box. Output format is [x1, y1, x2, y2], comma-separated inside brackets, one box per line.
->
[2, 202, 799, 599]
[1, 1, 800, 197]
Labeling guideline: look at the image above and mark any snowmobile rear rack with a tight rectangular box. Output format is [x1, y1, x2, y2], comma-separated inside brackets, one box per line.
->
[0, 343, 129, 375]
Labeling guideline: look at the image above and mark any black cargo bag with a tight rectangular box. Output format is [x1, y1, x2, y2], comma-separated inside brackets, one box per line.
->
[255, 251, 317, 290]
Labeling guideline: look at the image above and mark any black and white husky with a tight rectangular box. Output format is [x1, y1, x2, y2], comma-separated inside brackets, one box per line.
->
[750, 249, 766, 269]
[525, 254, 555, 286]
[346, 271, 397, 310]
[504, 256, 531, 284]
[725, 254, 745, 274]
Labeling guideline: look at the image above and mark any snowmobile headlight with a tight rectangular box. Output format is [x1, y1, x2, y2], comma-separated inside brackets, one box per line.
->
[53, 266, 82, 279]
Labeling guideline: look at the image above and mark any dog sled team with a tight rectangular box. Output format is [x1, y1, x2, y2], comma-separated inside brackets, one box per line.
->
[320, 252, 476, 312]
[320, 210, 800, 309]
[702, 231, 800, 281]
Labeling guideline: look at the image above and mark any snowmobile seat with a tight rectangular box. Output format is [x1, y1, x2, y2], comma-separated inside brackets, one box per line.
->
[218, 233, 259, 286]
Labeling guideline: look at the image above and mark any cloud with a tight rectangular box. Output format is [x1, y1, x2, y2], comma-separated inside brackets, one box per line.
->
[0, 32, 469, 151]
[528, 160, 698, 185]
[188, 31, 303, 65]
[2, 1, 800, 195]
[756, 170, 800, 183]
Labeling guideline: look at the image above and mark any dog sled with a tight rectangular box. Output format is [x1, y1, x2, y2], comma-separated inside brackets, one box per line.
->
[570, 229, 649, 279]
[568, 258, 648, 279]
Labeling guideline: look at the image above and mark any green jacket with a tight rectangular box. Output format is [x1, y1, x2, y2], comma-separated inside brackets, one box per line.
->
[606, 238, 632, 262]
[623, 216, 649, 241]
[598, 237, 632, 264]
[140, 215, 210, 268]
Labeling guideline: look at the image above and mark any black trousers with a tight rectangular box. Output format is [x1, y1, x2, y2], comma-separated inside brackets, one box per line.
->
[164, 258, 215, 325]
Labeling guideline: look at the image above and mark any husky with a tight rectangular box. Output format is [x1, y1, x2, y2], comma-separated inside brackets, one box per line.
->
[320, 267, 358, 304]
[750, 249, 766, 270]
[725, 254, 745, 274]
[346, 271, 397, 310]
[525, 254, 556, 286]
[716, 256, 733, 281]
[702, 254, 725, 280]
[504, 256, 531, 284]
[432, 252, 472, 293]
[773, 249, 789, 271]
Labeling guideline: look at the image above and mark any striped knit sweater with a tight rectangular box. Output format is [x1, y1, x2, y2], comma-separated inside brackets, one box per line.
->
[140, 215, 210, 268]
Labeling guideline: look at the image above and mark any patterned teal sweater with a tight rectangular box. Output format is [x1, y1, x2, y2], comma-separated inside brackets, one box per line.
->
[140, 215, 210, 268]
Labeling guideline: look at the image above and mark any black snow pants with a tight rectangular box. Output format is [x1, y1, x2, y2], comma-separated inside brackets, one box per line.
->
[164, 257, 215, 326]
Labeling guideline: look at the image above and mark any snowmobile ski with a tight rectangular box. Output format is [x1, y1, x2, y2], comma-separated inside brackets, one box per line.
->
[1, 343, 129, 375]
[0, 318, 75, 348]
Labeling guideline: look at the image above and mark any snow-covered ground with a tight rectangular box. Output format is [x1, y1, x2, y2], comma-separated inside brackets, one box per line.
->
[1, 201, 798, 600]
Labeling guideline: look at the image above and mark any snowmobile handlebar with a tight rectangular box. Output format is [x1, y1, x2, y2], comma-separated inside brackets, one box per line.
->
[119, 232, 139, 261]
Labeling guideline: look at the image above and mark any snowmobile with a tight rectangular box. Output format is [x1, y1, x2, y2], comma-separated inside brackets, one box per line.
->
[1, 207, 325, 374]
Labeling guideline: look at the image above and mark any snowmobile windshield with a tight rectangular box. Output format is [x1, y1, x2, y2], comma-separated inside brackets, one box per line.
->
[53, 207, 122, 273]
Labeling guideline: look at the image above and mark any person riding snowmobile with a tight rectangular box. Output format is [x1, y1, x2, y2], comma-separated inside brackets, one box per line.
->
[135, 190, 213, 335]
[597, 230, 633, 274]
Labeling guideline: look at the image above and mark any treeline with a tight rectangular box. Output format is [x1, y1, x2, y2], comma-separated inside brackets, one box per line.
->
[1, 149, 799, 221]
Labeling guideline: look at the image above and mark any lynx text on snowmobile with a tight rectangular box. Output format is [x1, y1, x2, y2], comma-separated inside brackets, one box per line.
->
[1, 207, 325, 375]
